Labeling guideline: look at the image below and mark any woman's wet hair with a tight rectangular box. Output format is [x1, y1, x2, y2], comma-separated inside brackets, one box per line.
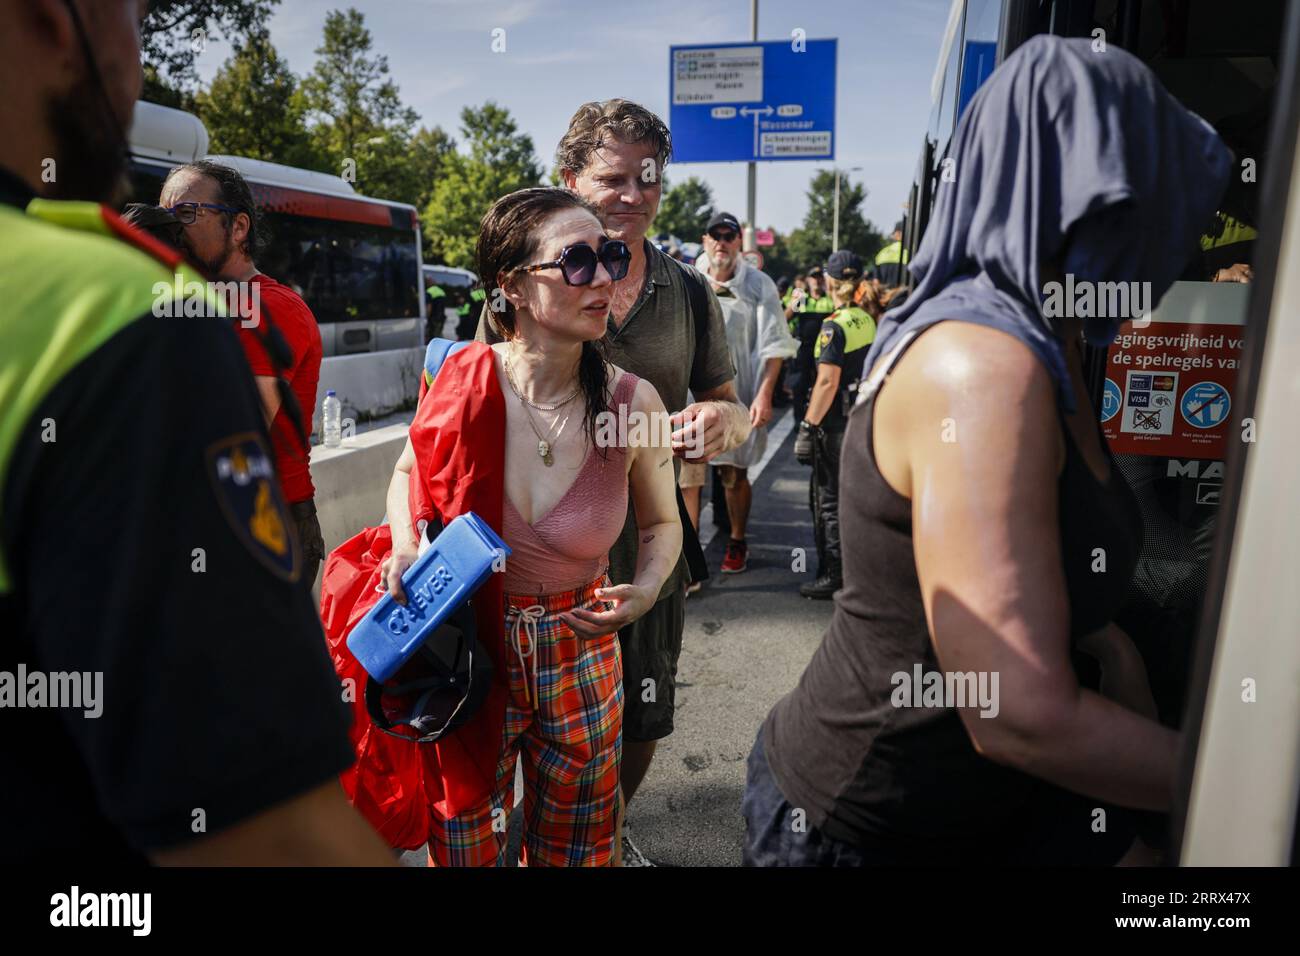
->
[477, 186, 612, 455]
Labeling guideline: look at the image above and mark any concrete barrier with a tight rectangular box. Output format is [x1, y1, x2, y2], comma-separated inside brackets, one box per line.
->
[308, 422, 409, 596]
[313, 347, 423, 425]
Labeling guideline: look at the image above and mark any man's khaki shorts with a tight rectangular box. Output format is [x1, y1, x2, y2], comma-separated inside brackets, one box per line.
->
[617, 588, 686, 742]
[678, 459, 707, 489]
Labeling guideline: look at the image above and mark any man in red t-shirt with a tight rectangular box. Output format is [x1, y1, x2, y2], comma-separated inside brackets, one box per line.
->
[160, 161, 326, 587]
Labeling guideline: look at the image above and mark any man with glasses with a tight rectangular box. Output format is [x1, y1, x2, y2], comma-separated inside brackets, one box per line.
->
[478, 99, 750, 866]
[693, 212, 797, 576]
[160, 161, 327, 590]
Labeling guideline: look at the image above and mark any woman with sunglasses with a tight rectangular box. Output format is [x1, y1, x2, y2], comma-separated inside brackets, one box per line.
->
[374, 187, 682, 866]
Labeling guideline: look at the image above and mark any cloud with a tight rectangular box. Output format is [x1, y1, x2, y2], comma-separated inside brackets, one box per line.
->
[514, 49, 600, 67]
[419, 0, 544, 31]
[409, 73, 473, 104]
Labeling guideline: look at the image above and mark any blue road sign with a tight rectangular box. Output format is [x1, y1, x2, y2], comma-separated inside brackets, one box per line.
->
[669, 39, 836, 163]
[1180, 381, 1231, 429]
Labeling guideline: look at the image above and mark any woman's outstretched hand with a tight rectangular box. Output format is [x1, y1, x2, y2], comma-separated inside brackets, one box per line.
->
[561, 583, 656, 639]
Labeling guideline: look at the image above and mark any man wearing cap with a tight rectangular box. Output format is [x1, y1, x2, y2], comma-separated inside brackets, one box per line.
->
[695, 212, 798, 575]
[793, 250, 877, 599]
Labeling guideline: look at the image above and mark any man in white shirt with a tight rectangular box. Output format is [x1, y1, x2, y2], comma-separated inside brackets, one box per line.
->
[693, 212, 798, 575]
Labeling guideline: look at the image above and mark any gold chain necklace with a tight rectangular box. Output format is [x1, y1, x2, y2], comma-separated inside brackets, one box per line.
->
[503, 348, 577, 466]
[504, 344, 581, 410]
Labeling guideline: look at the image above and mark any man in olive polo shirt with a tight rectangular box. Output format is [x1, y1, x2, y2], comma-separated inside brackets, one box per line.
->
[478, 99, 749, 866]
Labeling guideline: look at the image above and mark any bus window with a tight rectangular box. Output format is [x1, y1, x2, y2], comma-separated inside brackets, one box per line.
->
[933, 7, 967, 157]
[258, 215, 419, 326]
[958, 0, 1003, 118]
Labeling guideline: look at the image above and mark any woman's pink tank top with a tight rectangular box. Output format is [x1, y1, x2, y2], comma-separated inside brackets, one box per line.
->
[502, 371, 639, 595]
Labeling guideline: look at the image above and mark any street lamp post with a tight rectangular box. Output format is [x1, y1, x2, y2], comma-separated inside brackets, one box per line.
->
[831, 165, 863, 251]
[745, 0, 759, 252]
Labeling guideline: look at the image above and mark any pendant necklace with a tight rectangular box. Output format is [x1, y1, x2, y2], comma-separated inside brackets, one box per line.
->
[503, 346, 579, 466]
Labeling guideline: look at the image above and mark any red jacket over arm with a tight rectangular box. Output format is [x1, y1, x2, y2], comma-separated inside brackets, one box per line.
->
[319, 342, 507, 845]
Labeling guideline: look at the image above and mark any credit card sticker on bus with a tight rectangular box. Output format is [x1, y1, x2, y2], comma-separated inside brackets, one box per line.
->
[1101, 282, 1249, 460]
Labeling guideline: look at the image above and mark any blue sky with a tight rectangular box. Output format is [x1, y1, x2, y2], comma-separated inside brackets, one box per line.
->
[193, 0, 953, 234]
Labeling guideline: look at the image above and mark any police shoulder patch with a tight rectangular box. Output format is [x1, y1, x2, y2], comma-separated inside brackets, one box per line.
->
[205, 432, 301, 582]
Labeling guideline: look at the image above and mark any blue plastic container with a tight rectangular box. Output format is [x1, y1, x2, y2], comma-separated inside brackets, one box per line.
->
[348, 512, 510, 682]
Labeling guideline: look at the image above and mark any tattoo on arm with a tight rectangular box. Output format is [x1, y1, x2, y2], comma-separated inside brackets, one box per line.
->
[642, 534, 655, 544]
[658, 456, 671, 468]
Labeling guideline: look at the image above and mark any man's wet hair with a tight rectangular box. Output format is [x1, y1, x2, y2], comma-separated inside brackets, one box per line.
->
[163, 160, 265, 259]
[555, 99, 672, 179]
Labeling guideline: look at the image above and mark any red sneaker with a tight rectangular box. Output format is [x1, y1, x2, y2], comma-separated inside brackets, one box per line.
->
[721, 539, 748, 574]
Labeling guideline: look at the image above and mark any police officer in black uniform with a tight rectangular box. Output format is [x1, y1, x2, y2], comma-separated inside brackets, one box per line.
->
[0, 0, 390, 866]
[794, 251, 877, 599]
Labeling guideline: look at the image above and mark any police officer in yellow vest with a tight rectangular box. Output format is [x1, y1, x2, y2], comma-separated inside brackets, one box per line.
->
[793, 250, 876, 599]
[0, 0, 390, 866]
[872, 225, 910, 287]
[456, 286, 488, 340]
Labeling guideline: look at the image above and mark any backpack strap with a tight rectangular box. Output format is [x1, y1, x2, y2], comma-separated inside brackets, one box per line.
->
[676, 261, 711, 354]
[423, 338, 473, 389]
[670, 261, 714, 588]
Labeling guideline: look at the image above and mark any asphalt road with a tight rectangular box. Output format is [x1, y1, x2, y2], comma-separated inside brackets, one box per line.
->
[402, 406, 833, 867]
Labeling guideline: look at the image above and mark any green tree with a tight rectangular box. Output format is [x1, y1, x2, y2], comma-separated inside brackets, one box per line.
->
[301, 7, 420, 201]
[194, 30, 319, 169]
[651, 176, 716, 242]
[785, 169, 885, 271]
[422, 102, 544, 268]
[406, 125, 457, 214]
[142, 0, 279, 95]
[760, 228, 799, 282]
[142, 64, 194, 111]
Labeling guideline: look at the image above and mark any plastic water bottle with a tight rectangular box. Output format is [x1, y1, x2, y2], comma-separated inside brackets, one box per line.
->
[323, 390, 342, 448]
